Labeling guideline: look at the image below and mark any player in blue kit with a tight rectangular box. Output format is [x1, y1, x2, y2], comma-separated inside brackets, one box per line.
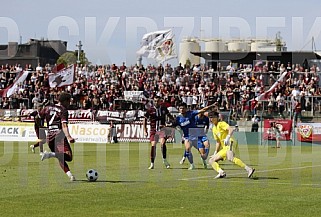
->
[179, 111, 210, 169]
[195, 112, 210, 168]
[175, 103, 215, 170]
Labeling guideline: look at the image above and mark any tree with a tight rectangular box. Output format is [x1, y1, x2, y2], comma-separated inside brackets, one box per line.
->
[57, 51, 90, 65]
[57, 52, 76, 66]
[185, 58, 191, 69]
[275, 31, 283, 52]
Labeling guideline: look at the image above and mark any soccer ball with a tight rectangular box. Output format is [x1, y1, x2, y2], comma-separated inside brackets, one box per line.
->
[86, 169, 98, 182]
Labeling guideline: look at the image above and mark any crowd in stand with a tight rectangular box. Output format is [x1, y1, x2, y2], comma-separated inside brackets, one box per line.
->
[0, 61, 321, 120]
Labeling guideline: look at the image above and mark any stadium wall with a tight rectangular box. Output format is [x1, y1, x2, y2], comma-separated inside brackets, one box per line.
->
[0, 122, 317, 145]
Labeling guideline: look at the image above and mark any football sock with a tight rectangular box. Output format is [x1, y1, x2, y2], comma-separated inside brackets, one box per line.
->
[161, 144, 167, 159]
[232, 157, 246, 169]
[55, 153, 72, 162]
[150, 146, 156, 163]
[200, 154, 206, 160]
[205, 148, 209, 158]
[183, 150, 188, 157]
[211, 162, 221, 172]
[187, 152, 193, 164]
[59, 161, 70, 173]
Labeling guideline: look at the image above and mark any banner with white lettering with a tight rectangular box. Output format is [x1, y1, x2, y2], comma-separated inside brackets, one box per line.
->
[124, 91, 144, 101]
[0, 122, 180, 143]
[96, 110, 145, 122]
[18, 109, 93, 122]
[68, 109, 93, 121]
[263, 119, 293, 140]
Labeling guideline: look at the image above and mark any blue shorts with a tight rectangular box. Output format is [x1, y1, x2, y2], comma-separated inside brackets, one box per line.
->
[184, 136, 198, 148]
[183, 135, 198, 141]
[189, 138, 207, 149]
[199, 136, 208, 143]
[197, 137, 208, 149]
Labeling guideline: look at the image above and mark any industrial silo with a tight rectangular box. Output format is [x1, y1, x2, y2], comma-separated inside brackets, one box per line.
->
[204, 39, 227, 52]
[179, 37, 200, 66]
[227, 40, 250, 52]
[250, 40, 277, 52]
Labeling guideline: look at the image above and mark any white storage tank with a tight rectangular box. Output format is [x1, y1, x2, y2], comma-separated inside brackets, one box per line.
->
[179, 38, 200, 66]
[251, 41, 268, 52]
[250, 40, 278, 52]
[227, 41, 250, 52]
[204, 40, 227, 52]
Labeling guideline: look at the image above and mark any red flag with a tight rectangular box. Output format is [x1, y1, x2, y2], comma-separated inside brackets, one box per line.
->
[49, 64, 75, 87]
[51, 63, 65, 73]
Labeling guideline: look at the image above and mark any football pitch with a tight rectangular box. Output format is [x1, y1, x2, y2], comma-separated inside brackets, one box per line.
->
[1, 141, 321, 217]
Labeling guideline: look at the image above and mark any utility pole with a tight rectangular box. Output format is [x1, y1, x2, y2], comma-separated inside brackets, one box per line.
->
[76, 40, 82, 65]
[312, 36, 316, 51]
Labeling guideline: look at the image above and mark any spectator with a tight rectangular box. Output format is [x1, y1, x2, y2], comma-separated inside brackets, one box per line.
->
[251, 114, 260, 132]
[293, 97, 302, 126]
[32, 94, 41, 109]
[276, 92, 285, 118]
[0, 61, 319, 121]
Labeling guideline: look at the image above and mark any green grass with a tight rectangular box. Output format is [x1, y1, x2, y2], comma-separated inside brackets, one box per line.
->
[1, 141, 321, 217]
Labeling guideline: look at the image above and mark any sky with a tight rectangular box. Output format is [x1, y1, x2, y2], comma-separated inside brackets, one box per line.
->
[1, 0, 321, 66]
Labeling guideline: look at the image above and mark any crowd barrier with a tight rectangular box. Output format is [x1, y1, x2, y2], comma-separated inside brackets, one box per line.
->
[1, 121, 320, 145]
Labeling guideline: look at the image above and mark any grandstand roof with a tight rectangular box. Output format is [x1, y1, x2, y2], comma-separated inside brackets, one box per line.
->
[191, 51, 321, 65]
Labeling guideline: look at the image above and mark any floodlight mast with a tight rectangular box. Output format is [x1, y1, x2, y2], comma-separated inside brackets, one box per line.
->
[76, 40, 83, 64]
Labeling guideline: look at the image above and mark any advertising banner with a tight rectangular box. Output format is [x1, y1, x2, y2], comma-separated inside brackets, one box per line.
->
[0, 122, 176, 143]
[297, 123, 321, 142]
[0, 124, 37, 141]
[263, 119, 293, 140]
[0, 122, 150, 143]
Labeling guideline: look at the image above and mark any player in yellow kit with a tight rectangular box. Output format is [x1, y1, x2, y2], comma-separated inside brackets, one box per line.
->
[208, 112, 255, 179]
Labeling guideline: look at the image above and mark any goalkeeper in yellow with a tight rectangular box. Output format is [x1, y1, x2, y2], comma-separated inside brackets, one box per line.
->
[208, 112, 255, 179]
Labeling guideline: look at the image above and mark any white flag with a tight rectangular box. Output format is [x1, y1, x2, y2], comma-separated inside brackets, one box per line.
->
[137, 29, 177, 63]
[4, 71, 30, 97]
[49, 64, 75, 87]
[255, 71, 290, 101]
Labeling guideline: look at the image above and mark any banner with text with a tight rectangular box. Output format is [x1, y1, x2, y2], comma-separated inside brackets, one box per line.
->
[263, 119, 293, 140]
[96, 110, 145, 122]
[16, 109, 93, 122]
[0, 122, 183, 143]
[123, 91, 145, 101]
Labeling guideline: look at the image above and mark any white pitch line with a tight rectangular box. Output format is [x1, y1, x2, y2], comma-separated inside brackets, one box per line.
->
[193, 179, 321, 187]
[178, 164, 321, 181]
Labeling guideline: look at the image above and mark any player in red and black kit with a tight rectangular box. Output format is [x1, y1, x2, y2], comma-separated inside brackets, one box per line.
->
[40, 92, 76, 181]
[29, 105, 45, 154]
[143, 96, 175, 169]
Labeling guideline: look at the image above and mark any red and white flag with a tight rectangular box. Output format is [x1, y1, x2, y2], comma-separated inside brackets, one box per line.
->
[0, 70, 30, 97]
[137, 29, 177, 63]
[51, 63, 65, 73]
[255, 71, 290, 101]
[49, 64, 75, 87]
